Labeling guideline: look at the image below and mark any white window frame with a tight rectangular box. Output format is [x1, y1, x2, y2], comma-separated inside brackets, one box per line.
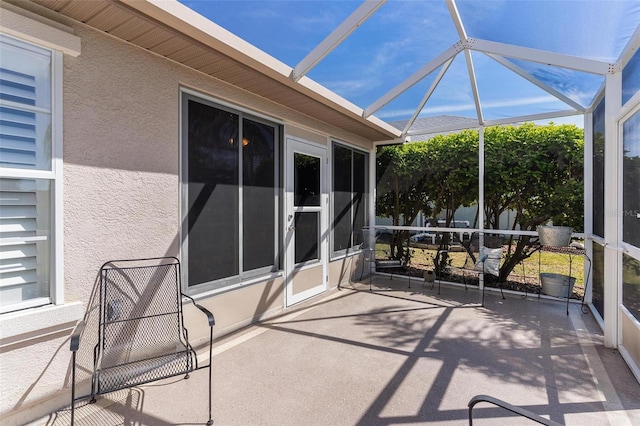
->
[179, 88, 283, 296]
[0, 34, 62, 313]
[0, 5, 78, 315]
[330, 140, 369, 259]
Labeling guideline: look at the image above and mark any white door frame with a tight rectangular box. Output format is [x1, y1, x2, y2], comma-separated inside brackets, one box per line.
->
[284, 137, 328, 307]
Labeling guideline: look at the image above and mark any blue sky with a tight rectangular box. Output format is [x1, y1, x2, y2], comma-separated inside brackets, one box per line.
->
[178, 1, 639, 127]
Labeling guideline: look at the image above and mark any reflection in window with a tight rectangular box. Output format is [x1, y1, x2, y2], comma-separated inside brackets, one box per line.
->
[592, 99, 605, 238]
[295, 212, 318, 264]
[187, 100, 239, 285]
[184, 96, 278, 289]
[592, 242, 605, 319]
[333, 144, 368, 254]
[622, 110, 640, 247]
[243, 118, 275, 272]
[294, 153, 320, 206]
[623, 48, 640, 106]
[623, 253, 640, 322]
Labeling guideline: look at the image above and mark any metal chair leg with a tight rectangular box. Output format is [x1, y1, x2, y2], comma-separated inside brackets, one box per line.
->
[71, 352, 77, 425]
[207, 327, 213, 426]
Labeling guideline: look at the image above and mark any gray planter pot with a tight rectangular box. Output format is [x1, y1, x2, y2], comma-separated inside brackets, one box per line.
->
[423, 270, 435, 283]
[540, 272, 576, 298]
[537, 225, 573, 247]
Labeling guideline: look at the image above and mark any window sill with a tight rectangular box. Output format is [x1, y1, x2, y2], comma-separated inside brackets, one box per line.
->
[330, 249, 363, 262]
[188, 271, 284, 301]
[0, 302, 84, 343]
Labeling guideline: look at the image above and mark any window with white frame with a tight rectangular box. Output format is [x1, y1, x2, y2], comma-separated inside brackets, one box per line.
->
[0, 34, 58, 313]
[181, 92, 280, 292]
[332, 142, 368, 256]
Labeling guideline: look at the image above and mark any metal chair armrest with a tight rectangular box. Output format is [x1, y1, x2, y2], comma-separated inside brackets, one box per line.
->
[183, 294, 215, 327]
[69, 320, 86, 352]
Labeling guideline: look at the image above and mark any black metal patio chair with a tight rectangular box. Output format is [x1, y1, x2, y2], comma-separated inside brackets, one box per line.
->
[360, 227, 411, 290]
[69, 257, 215, 425]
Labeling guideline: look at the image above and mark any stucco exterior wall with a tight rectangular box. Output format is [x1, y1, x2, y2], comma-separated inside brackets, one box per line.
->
[329, 255, 363, 289]
[1, 6, 374, 423]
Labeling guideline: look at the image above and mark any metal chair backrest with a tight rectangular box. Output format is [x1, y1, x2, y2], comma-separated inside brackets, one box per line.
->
[97, 258, 194, 382]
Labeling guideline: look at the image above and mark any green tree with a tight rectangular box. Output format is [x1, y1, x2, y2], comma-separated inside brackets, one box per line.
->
[376, 143, 432, 261]
[483, 123, 584, 281]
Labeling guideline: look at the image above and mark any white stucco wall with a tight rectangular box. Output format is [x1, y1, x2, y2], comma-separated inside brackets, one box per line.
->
[0, 5, 374, 423]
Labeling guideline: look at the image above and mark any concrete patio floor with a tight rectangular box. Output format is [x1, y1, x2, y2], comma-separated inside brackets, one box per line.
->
[41, 278, 640, 425]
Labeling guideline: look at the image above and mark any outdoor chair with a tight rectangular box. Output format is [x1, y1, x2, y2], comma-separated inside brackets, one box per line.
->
[439, 232, 505, 305]
[360, 227, 411, 290]
[69, 257, 215, 425]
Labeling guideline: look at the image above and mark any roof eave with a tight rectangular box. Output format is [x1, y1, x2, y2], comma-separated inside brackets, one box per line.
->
[119, 0, 401, 140]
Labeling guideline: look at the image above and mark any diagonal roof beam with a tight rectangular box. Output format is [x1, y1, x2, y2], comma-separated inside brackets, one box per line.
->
[468, 38, 612, 75]
[401, 58, 454, 138]
[486, 53, 586, 112]
[291, 0, 386, 82]
[364, 44, 461, 118]
[446, 0, 467, 41]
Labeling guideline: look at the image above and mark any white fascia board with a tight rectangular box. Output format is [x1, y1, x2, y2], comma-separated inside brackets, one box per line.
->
[486, 53, 586, 111]
[127, 0, 291, 77]
[446, 0, 467, 41]
[401, 58, 454, 137]
[364, 44, 460, 117]
[292, 0, 386, 81]
[464, 49, 483, 125]
[469, 38, 612, 75]
[296, 76, 400, 137]
[121, 0, 399, 139]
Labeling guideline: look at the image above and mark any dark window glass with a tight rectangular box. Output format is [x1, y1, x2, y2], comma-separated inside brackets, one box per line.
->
[353, 151, 366, 247]
[294, 153, 320, 206]
[333, 145, 353, 252]
[184, 97, 279, 289]
[592, 242, 605, 319]
[623, 110, 640, 247]
[187, 100, 239, 286]
[592, 99, 605, 238]
[623, 253, 640, 322]
[295, 212, 318, 263]
[332, 144, 368, 253]
[242, 118, 275, 271]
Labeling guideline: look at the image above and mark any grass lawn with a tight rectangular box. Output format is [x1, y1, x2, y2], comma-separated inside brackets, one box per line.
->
[374, 242, 587, 298]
